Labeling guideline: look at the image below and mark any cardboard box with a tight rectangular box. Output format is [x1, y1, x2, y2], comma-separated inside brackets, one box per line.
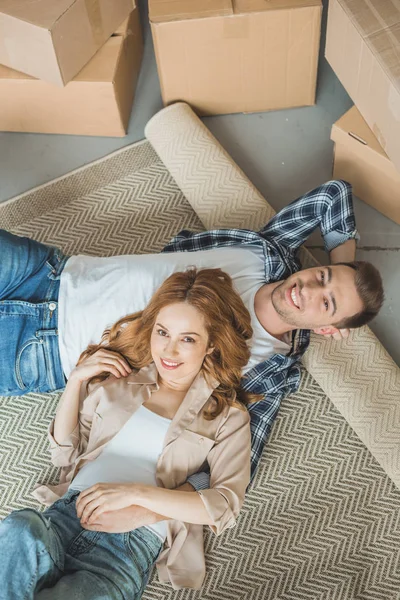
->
[0, 0, 135, 86]
[325, 0, 400, 174]
[0, 9, 143, 137]
[149, 0, 322, 116]
[332, 106, 400, 225]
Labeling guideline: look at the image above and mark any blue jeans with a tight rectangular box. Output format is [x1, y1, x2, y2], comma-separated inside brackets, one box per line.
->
[0, 489, 162, 600]
[0, 230, 68, 395]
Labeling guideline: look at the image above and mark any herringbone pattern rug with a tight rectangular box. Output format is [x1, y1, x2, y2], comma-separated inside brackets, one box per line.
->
[1, 141, 399, 599]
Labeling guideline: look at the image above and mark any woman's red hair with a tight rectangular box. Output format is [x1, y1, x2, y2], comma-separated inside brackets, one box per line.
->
[78, 268, 262, 418]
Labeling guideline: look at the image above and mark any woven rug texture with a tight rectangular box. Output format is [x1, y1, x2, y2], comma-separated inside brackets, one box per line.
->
[0, 142, 399, 600]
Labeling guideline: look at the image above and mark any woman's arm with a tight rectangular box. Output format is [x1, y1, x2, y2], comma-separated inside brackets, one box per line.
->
[53, 349, 131, 444]
[81, 483, 197, 533]
[76, 482, 213, 526]
[131, 485, 214, 525]
[53, 374, 84, 445]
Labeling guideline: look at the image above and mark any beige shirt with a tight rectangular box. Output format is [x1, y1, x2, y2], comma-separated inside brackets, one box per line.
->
[33, 363, 251, 590]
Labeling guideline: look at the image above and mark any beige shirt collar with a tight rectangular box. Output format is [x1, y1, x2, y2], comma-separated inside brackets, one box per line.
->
[126, 363, 219, 448]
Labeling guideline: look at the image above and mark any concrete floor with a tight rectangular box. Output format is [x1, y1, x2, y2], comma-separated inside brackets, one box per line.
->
[1, 1, 399, 366]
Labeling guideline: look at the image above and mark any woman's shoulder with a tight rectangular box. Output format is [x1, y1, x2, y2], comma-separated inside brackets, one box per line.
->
[220, 400, 250, 425]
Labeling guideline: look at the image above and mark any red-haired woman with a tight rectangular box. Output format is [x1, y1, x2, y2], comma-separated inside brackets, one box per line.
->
[0, 268, 261, 599]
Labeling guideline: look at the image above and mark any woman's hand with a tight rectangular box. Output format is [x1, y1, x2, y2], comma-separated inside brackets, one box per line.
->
[81, 505, 160, 533]
[76, 483, 138, 525]
[70, 349, 132, 384]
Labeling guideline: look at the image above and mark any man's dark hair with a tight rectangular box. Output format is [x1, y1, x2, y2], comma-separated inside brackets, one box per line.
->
[333, 261, 384, 329]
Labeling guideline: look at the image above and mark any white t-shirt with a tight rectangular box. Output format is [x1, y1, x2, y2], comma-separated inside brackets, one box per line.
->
[58, 247, 290, 378]
[71, 404, 170, 542]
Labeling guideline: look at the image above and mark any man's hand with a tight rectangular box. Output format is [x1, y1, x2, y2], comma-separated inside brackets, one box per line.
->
[81, 504, 163, 533]
[321, 327, 351, 341]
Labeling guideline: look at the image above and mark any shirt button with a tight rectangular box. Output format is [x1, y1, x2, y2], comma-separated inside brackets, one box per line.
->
[49, 302, 57, 311]
[199, 438, 204, 444]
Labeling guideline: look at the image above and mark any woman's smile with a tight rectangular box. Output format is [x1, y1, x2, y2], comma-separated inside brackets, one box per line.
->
[160, 358, 183, 370]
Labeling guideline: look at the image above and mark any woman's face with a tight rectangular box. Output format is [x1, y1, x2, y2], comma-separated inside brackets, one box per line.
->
[151, 302, 214, 388]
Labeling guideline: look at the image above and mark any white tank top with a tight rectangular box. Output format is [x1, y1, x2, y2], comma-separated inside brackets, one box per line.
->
[71, 404, 171, 541]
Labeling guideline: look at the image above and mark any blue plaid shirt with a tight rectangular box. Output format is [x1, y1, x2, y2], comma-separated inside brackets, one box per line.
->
[162, 180, 358, 485]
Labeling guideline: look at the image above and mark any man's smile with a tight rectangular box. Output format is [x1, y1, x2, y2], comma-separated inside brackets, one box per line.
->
[286, 283, 301, 310]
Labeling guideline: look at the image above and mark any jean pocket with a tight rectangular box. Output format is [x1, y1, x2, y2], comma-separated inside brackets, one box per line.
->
[67, 530, 103, 557]
[46, 248, 69, 280]
[48, 490, 80, 512]
[125, 529, 162, 572]
[15, 335, 47, 391]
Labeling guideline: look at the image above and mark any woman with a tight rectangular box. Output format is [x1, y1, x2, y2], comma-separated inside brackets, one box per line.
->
[0, 267, 260, 599]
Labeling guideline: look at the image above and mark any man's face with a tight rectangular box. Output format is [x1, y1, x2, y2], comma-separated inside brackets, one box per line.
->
[271, 265, 364, 330]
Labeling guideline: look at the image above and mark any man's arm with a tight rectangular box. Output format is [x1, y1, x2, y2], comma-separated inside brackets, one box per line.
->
[259, 180, 359, 258]
[329, 238, 356, 264]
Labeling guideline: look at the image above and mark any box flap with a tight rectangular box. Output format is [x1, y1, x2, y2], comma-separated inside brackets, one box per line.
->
[0, 0, 74, 29]
[114, 14, 131, 35]
[149, 0, 233, 23]
[233, 0, 321, 13]
[0, 0, 134, 31]
[0, 13, 132, 83]
[75, 36, 122, 82]
[0, 35, 123, 83]
[0, 63, 34, 80]
[332, 106, 388, 158]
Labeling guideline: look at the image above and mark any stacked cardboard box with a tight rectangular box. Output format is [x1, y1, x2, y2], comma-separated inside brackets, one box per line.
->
[0, 0, 143, 136]
[331, 107, 400, 225]
[326, 0, 400, 223]
[149, 0, 323, 116]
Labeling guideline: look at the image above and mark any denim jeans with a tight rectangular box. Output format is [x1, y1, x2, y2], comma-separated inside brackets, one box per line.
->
[0, 230, 68, 395]
[0, 489, 162, 600]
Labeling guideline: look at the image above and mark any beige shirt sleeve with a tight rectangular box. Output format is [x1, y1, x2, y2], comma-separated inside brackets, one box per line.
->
[197, 406, 251, 536]
[48, 381, 101, 467]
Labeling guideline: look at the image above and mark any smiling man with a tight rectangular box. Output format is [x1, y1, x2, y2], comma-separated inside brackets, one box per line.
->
[260, 263, 367, 334]
[0, 180, 383, 490]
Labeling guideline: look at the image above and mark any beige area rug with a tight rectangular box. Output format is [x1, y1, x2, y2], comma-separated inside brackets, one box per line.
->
[1, 141, 400, 600]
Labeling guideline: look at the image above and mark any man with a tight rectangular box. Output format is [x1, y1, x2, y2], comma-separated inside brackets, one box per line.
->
[1, 180, 383, 528]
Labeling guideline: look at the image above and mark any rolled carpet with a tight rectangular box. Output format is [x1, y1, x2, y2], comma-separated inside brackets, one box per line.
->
[144, 102, 274, 231]
[145, 102, 400, 490]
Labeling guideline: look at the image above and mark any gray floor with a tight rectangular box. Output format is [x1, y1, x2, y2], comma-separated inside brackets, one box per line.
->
[1, 1, 399, 366]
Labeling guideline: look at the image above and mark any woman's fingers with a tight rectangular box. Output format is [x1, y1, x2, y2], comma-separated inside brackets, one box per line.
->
[76, 484, 135, 524]
[98, 359, 130, 378]
[76, 487, 100, 519]
[81, 499, 102, 524]
[94, 350, 131, 376]
[78, 490, 111, 524]
[86, 505, 105, 525]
